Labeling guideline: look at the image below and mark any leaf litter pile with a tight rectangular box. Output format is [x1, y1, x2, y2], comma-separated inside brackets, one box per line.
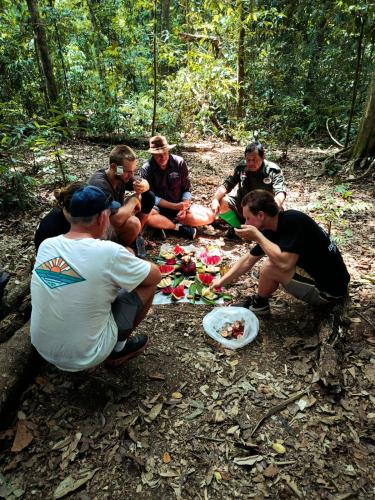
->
[0, 142, 374, 498]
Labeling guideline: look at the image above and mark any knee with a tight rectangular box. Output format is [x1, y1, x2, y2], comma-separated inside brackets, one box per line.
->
[221, 197, 231, 210]
[126, 216, 141, 234]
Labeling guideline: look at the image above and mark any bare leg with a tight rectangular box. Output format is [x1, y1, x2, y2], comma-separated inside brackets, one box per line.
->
[118, 284, 157, 340]
[137, 212, 150, 230]
[113, 215, 141, 246]
[257, 259, 295, 298]
[146, 209, 176, 230]
[179, 205, 215, 226]
[219, 196, 233, 214]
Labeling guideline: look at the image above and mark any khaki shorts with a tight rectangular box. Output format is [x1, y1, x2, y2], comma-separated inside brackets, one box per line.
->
[112, 290, 143, 331]
[283, 267, 345, 306]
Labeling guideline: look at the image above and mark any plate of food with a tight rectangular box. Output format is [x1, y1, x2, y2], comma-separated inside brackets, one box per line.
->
[203, 306, 259, 349]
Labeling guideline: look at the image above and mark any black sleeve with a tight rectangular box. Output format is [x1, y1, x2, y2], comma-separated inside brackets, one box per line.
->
[223, 164, 241, 192]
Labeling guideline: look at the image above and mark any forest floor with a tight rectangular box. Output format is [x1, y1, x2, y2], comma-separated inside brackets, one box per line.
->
[0, 141, 374, 499]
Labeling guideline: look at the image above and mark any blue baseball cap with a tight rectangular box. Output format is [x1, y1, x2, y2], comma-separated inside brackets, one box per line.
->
[70, 185, 121, 217]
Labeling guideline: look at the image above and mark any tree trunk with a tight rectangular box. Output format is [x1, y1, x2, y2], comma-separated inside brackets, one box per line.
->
[86, 0, 105, 81]
[161, 0, 170, 32]
[48, 0, 72, 110]
[350, 67, 375, 161]
[345, 16, 365, 147]
[236, 0, 246, 119]
[303, 12, 327, 106]
[26, 0, 59, 107]
[151, 0, 158, 135]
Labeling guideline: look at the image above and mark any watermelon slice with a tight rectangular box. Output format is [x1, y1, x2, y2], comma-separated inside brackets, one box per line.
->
[161, 286, 173, 295]
[165, 258, 177, 265]
[201, 254, 222, 266]
[159, 264, 175, 276]
[173, 244, 185, 256]
[197, 273, 214, 286]
[171, 285, 185, 301]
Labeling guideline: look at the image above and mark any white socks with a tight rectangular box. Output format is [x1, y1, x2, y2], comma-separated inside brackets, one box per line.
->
[114, 340, 127, 352]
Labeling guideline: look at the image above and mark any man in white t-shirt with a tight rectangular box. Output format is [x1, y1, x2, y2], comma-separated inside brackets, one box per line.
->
[31, 185, 161, 371]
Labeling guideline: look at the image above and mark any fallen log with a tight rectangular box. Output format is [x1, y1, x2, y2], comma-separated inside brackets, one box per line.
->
[1, 277, 31, 317]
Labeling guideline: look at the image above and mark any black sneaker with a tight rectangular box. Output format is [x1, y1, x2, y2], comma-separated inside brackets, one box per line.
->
[105, 334, 149, 368]
[152, 228, 167, 240]
[177, 225, 197, 240]
[232, 295, 270, 315]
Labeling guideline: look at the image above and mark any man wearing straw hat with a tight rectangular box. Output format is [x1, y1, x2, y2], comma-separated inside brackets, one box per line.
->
[141, 135, 215, 240]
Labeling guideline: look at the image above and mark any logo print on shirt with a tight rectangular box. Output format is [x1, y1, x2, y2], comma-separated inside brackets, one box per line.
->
[35, 257, 85, 289]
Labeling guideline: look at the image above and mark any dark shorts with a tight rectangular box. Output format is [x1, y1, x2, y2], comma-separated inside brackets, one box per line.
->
[226, 195, 245, 222]
[153, 205, 179, 221]
[124, 191, 155, 215]
[283, 268, 346, 306]
[111, 290, 143, 332]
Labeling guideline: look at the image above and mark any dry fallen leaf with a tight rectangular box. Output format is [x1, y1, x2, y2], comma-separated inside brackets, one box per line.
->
[149, 372, 166, 381]
[233, 455, 264, 466]
[214, 471, 222, 481]
[53, 468, 99, 499]
[11, 420, 34, 453]
[263, 464, 279, 478]
[147, 403, 163, 421]
[272, 442, 286, 454]
[171, 392, 183, 399]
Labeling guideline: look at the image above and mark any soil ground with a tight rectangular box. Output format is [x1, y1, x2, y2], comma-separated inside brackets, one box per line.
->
[0, 142, 374, 499]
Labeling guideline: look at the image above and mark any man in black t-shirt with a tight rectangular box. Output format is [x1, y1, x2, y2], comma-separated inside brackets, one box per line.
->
[212, 190, 350, 315]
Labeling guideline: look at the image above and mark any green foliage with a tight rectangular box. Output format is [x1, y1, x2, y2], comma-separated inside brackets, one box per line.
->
[0, 0, 374, 144]
[307, 183, 372, 245]
[0, 106, 83, 210]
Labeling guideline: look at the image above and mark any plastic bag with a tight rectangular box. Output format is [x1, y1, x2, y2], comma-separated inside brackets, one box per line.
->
[203, 307, 259, 349]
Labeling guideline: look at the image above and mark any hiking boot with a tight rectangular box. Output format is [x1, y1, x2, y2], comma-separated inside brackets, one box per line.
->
[177, 225, 197, 240]
[232, 295, 270, 315]
[105, 334, 149, 368]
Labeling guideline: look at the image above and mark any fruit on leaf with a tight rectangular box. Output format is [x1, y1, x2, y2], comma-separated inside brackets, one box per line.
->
[201, 254, 222, 266]
[197, 273, 214, 286]
[157, 277, 172, 288]
[201, 287, 217, 300]
[171, 285, 185, 301]
[205, 265, 220, 274]
[173, 244, 185, 256]
[160, 250, 176, 260]
[159, 264, 175, 276]
[181, 260, 196, 276]
[165, 258, 177, 265]
[180, 279, 194, 287]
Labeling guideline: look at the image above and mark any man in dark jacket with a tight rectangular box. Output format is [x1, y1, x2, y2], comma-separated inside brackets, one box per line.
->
[211, 142, 286, 231]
